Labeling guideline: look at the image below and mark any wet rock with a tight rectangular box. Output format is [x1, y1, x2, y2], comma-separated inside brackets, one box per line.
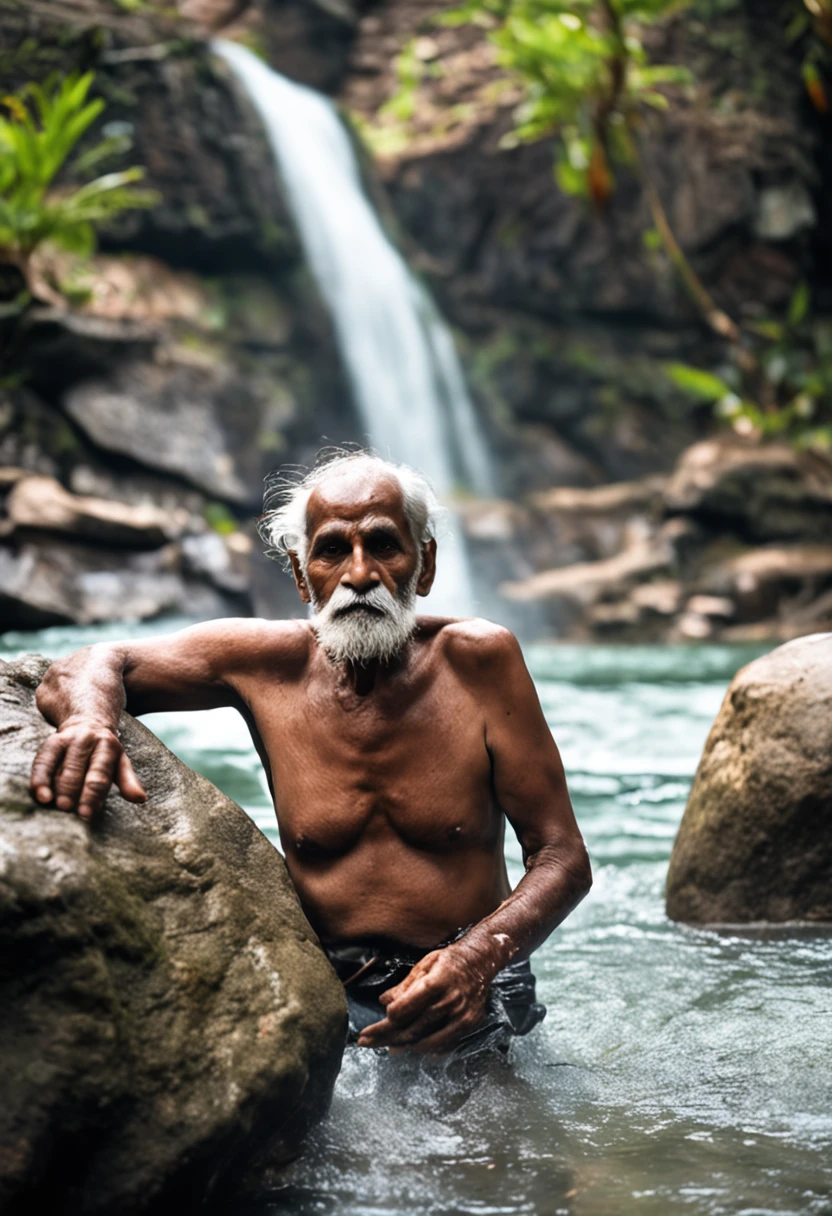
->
[532, 476, 668, 518]
[664, 441, 832, 543]
[0, 468, 27, 489]
[0, 654, 346, 1214]
[0, 541, 244, 632]
[0, 389, 73, 481]
[0, 5, 291, 263]
[666, 634, 832, 924]
[250, 0, 374, 94]
[6, 476, 171, 549]
[180, 531, 252, 594]
[630, 580, 684, 618]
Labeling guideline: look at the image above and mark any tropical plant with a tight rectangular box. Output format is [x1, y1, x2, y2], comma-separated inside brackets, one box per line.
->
[0, 72, 159, 301]
[437, 0, 755, 343]
[667, 283, 832, 451]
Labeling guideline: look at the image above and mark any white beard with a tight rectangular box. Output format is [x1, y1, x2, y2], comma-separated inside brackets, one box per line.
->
[310, 572, 418, 665]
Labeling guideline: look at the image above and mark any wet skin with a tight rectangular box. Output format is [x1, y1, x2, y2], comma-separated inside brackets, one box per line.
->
[30, 468, 591, 1054]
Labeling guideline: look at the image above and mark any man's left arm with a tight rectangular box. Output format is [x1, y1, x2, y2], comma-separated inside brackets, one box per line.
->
[357, 628, 592, 1053]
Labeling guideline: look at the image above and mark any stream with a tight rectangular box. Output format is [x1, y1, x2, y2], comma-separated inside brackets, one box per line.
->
[3, 622, 831, 1216]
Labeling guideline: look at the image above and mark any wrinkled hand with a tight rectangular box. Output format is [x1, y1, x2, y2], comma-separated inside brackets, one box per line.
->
[30, 718, 147, 821]
[356, 942, 496, 1055]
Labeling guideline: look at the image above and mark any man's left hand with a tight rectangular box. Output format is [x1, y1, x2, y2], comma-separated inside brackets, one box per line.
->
[356, 942, 496, 1054]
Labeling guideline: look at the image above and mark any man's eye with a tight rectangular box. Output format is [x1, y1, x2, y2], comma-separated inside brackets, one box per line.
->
[314, 542, 346, 558]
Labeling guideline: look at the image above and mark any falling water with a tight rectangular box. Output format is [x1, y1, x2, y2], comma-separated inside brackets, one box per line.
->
[213, 39, 493, 615]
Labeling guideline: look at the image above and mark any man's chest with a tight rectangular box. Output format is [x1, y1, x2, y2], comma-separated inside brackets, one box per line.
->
[243, 671, 494, 852]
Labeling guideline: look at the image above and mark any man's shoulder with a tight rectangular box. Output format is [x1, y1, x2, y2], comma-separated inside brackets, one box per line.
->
[421, 616, 523, 675]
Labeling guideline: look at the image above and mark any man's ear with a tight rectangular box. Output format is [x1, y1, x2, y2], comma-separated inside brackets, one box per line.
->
[289, 551, 311, 604]
[416, 538, 437, 598]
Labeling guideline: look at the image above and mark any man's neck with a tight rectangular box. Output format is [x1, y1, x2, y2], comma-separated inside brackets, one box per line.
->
[339, 642, 413, 696]
[344, 659, 379, 696]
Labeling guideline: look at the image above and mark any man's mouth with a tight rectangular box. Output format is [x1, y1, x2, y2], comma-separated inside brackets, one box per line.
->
[335, 602, 385, 617]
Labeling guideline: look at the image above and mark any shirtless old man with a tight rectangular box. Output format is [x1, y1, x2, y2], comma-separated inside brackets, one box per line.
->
[30, 452, 591, 1056]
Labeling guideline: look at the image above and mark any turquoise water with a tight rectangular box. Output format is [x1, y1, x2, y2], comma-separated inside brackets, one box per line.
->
[3, 623, 831, 1216]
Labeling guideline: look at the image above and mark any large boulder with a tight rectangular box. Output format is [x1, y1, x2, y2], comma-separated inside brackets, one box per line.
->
[666, 634, 832, 924]
[0, 655, 346, 1214]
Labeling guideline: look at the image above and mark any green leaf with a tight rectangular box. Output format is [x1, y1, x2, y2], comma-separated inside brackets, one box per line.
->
[788, 279, 810, 328]
[665, 362, 733, 401]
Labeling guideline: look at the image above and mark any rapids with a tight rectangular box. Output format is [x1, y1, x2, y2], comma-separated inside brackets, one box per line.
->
[4, 622, 830, 1216]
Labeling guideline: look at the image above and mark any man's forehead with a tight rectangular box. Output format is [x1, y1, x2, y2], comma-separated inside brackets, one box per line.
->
[306, 467, 408, 531]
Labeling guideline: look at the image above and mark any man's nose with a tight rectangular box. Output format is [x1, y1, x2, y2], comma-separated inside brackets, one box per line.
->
[342, 545, 380, 593]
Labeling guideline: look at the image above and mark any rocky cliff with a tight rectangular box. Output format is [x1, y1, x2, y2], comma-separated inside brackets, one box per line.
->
[1, 0, 831, 640]
[0, 0, 366, 631]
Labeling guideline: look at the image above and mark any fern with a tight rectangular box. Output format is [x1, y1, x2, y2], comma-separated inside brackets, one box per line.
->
[0, 72, 159, 284]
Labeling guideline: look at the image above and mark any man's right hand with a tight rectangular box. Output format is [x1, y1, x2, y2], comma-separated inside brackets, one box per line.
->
[30, 718, 147, 821]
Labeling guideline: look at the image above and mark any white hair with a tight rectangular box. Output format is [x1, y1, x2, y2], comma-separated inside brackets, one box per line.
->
[259, 449, 445, 570]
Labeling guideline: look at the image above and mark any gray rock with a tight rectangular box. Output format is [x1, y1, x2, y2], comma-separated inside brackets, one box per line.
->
[666, 634, 832, 924]
[0, 654, 346, 1214]
[63, 357, 272, 508]
[0, 541, 243, 631]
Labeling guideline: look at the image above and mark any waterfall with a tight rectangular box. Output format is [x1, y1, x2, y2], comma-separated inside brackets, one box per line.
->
[213, 39, 493, 615]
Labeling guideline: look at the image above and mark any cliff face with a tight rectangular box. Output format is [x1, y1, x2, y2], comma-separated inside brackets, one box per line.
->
[1, 0, 830, 639]
[0, 0, 368, 630]
[341, 0, 824, 489]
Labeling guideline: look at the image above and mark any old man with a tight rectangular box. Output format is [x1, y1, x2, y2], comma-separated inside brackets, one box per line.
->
[30, 452, 591, 1056]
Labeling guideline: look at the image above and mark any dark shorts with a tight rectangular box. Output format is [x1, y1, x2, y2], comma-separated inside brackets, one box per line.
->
[323, 934, 546, 1058]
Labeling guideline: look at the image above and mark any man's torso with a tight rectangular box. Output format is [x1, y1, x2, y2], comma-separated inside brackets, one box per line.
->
[229, 618, 512, 948]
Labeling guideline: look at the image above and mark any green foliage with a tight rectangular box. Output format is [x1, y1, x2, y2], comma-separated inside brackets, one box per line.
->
[203, 502, 238, 536]
[666, 363, 733, 401]
[666, 284, 832, 452]
[381, 42, 426, 123]
[442, 0, 692, 201]
[0, 72, 158, 268]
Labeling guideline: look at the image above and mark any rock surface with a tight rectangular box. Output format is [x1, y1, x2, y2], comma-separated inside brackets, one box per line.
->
[7, 476, 172, 549]
[665, 634, 832, 924]
[664, 442, 832, 543]
[0, 655, 346, 1214]
[0, 540, 243, 631]
[494, 442, 832, 642]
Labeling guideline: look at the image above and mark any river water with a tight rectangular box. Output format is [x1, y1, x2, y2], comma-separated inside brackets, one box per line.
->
[3, 623, 831, 1216]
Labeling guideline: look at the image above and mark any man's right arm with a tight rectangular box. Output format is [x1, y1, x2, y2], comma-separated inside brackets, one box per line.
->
[30, 618, 284, 822]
